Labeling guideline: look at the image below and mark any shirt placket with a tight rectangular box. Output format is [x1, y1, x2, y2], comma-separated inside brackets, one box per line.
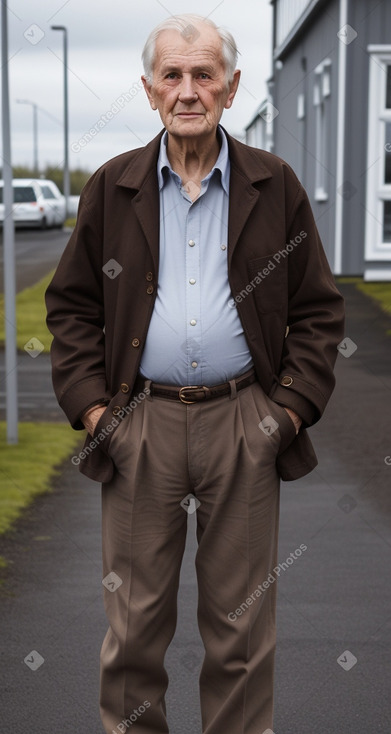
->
[185, 198, 202, 384]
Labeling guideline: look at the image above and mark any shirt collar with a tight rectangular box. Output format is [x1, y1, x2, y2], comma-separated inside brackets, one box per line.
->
[157, 124, 230, 195]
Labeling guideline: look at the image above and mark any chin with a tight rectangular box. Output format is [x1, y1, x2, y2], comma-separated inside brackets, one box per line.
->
[170, 120, 210, 136]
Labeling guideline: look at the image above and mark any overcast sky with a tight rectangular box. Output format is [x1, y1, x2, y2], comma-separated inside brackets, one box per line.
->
[2, 0, 273, 174]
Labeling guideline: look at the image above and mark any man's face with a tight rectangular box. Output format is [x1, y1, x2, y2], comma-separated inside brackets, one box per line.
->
[142, 26, 240, 140]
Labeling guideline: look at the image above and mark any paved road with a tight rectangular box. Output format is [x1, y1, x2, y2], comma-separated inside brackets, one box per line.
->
[0, 228, 70, 293]
[0, 282, 391, 733]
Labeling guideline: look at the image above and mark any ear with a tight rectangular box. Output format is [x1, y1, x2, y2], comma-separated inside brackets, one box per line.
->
[141, 75, 157, 110]
[224, 69, 241, 110]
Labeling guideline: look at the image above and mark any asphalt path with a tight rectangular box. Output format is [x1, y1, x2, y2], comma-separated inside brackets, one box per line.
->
[0, 227, 70, 293]
[0, 282, 391, 733]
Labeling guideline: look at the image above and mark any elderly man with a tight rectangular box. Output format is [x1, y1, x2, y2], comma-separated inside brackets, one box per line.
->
[46, 13, 344, 734]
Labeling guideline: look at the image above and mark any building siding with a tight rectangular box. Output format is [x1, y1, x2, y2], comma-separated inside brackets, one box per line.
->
[269, 0, 391, 276]
[272, 0, 339, 267]
[344, 0, 391, 276]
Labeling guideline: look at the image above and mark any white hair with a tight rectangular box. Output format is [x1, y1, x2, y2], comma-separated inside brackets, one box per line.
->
[141, 13, 239, 84]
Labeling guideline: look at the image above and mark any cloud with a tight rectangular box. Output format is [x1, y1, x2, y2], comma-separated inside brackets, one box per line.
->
[4, 0, 272, 171]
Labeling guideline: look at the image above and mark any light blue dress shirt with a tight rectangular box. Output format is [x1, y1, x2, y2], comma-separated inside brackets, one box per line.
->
[139, 126, 253, 386]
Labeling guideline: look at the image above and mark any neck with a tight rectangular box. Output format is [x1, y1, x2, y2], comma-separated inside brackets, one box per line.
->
[166, 129, 221, 184]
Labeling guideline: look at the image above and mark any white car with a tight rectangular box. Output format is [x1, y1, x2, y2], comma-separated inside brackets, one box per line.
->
[39, 179, 67, 228]
[0, 178, 66, 229]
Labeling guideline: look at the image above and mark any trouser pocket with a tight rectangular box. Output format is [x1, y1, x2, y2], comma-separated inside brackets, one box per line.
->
[250, 382, 297, 456]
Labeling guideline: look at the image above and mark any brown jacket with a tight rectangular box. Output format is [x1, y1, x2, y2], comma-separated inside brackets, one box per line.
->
[45, 128, 345, 483]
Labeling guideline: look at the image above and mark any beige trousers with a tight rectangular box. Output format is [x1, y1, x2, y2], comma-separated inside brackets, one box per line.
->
[99, 380, 296, 733]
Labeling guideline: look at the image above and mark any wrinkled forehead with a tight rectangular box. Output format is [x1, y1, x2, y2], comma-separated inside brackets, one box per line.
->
[154, 27, 225, 71]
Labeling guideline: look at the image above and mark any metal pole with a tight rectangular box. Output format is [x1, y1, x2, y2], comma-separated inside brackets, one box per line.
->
[16, 100, 39, 174]
[63, 30, 70, 218]
[1, 0, 18, 443]
[32, 102, 38, 174]
[51, 26, 69, 218]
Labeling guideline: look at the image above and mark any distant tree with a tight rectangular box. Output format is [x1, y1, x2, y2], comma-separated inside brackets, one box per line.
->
[43, 165, 92, 195]
[12, 165, 35, 179]
[68, 167, 92, 195]
[41, 165, 64, 192]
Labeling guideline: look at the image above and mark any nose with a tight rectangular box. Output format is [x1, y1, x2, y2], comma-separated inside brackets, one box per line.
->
[178, 74, 198, 103]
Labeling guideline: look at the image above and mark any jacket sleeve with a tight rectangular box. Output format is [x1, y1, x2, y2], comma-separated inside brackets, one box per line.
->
[45, 173, 111, 430]
[270, 181, 345, 426]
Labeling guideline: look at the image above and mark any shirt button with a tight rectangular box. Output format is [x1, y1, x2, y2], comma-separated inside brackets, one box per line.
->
[189, 278, 196, 285]
[191, 361, 198, 368]
[221, 244, 227, 250]
[131, 338, 140, 348]
[146, 272, 153, 281]
[190, 319, 197, 326]
[188, 240, 196, 247]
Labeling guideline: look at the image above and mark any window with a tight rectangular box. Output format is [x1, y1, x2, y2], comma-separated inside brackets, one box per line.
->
[365, 47, 391, 267]
[386, 65, 391, 109]
[313, 59, 331, 202]
[0, 186, 37, 205]
[383, 201, 391, 243]
[245, 100, 274, 153]
[13, 186, 36, 203]
[41, 185, 56, 199]
[297, 93, 305, 120]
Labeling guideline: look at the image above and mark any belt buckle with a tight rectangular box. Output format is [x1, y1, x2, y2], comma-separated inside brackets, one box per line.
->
[179, 385, 210, 404]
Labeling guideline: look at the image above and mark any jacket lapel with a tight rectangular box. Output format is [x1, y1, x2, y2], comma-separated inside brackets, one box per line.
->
[115, 131, 164, 273]
[114, 127, 273, 272]
[223, 128, 273, 265]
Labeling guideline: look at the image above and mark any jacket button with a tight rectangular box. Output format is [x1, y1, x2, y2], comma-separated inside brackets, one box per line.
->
[112, 406, 122, 416]
[131, 338, 140, 348]
[120, 383, 130, 393]
[281, 376, 293, 387]
[285, 326, 289, 338]
[146, 285, 154, 294]
[146, 272, 153, 281]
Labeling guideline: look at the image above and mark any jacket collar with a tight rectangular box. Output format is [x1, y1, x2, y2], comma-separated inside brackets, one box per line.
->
[114, 126, 273, 269]
[157, 125, 231, 195]
[115, 125, 273, 191]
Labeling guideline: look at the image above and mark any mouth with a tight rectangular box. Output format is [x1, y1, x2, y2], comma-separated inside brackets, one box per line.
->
[176, 112, 204, 118]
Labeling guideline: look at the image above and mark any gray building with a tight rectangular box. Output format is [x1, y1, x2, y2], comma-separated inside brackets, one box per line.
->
[245, 0, 391, 279]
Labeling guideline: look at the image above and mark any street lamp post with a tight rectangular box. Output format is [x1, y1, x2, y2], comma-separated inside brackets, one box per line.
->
[1, 0, 18, 443]
[16, 99, 38, 174]
[51, 25, 69, 218]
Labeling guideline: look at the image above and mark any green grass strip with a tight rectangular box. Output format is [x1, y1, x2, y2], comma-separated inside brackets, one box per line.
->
[0, 422, 82, 536]
[355, 281, 391, 317]
[0, 270, 54, 353]
[64, 217, 77, 228]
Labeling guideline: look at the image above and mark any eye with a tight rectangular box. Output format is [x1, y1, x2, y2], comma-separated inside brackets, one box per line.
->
[198, 73, 210, 80]
[165, 72, 178, 79]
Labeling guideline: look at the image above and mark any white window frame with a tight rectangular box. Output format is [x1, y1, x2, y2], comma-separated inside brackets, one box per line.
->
[297, 93, 305, 120]
[365, 46, 391, 264]
[314, 59, 331, 202]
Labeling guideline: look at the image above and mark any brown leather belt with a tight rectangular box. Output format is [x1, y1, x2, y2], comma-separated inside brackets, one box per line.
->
[136, 368, 256, 404]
